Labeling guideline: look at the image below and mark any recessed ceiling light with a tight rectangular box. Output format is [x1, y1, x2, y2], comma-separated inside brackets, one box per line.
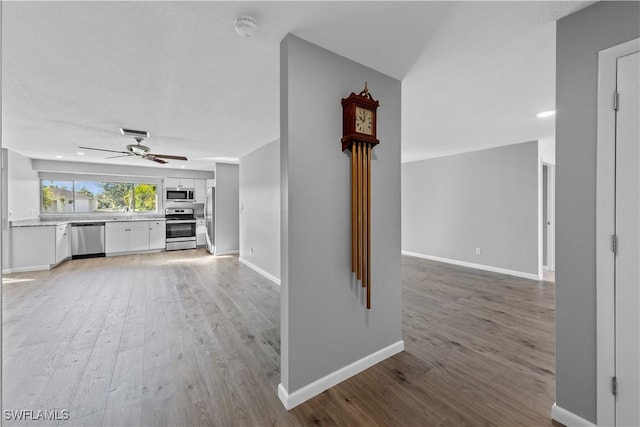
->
[55, 155, 62, 159]
[180, 165, 185, 168]
[536, 110, 556, 118]
[77, 152, 85, 155]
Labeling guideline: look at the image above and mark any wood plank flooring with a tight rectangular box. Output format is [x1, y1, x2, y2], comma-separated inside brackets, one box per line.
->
[2, 250, 555, 426]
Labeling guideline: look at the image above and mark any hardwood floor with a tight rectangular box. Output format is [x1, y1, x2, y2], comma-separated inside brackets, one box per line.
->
[2, 251, 555, 426]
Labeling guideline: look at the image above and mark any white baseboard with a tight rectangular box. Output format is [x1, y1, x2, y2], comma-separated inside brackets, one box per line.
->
[551, 403, 595, 427]
[239, 257, 280, 285]
[402, 251, 541, 281]
[216, 250, 239, 256]
[278, 340, 404, 410]
[3, 265, 50, 274]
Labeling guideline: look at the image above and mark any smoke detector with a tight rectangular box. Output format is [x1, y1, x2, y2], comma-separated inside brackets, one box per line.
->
[235, 15, 257, 38]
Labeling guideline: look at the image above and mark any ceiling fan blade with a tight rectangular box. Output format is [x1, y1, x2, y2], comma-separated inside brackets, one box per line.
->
[79, 146, 130, 155]
[145, 156, 168, 164]
[105, 154, 134, 159]
[147, 153, 188, 161]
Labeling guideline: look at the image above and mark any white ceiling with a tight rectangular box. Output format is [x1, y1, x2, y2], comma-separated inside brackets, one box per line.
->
[2, 1, 592, 171]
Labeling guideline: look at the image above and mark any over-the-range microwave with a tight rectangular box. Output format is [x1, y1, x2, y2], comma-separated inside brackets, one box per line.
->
[166, 188, 195, 202]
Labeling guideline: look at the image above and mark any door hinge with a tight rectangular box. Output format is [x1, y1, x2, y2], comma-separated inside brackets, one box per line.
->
[612, 376, 618, 396]
[612, 234, 618, 255]
[613, 91, 619, 111]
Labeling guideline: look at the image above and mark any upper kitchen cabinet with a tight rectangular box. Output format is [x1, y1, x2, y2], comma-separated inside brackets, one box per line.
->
[165, 177, 195, 189]
[195, 179, 206, 203]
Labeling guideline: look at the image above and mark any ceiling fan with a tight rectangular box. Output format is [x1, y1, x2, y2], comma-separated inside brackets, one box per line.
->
[79, 129, 188, 164]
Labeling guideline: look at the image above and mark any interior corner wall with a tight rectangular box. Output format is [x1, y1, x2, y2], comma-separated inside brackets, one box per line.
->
[280, 34, 402, 396]
[239, 139, 280, 280]
[402, 141, 539, 276]
[214, 163, 239, 255]
[555, 1, 640, 423]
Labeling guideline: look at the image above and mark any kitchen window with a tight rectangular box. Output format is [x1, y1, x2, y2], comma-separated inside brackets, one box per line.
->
[41, 180, 158, 214]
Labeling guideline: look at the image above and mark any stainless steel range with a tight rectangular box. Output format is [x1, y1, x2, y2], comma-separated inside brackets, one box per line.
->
[165, 208, 197, 251]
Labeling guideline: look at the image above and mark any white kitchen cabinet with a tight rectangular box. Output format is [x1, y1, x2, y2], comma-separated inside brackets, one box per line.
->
[106, 221, 150, 254]
[11, 225, 56, 270]
[196, 218, 206, 246]
[128, 223, 150, 252]
[149, 220, 166, 250]
[165, 177, 180, 189]
[194, 179, 206, 203]
[165, 177, 195, 189]
[55, 224, 71, 264]
[105, 223, 129, 254]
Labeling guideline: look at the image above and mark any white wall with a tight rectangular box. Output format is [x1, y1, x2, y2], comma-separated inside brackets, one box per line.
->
[7, 150, 40, 221]
[402, 141, 540, 278]
[239, 139, 280, 282]
[215, 163, 239, 255]
[280, 34, 402, 403]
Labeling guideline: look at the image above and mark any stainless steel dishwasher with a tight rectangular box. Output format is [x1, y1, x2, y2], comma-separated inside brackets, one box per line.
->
[71, 223, 106, 259]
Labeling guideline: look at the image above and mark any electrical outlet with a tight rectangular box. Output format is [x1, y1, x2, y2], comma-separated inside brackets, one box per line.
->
[475, 247, 482, 255]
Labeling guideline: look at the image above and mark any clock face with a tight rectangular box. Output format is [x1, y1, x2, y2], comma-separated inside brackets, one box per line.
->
[355, 106, 374, 135]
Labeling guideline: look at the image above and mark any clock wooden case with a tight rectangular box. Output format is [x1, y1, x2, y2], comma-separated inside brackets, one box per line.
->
[341, 84, 380, 151]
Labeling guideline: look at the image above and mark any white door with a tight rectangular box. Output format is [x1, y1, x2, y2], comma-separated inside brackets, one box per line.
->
[615, 51, 640, 427]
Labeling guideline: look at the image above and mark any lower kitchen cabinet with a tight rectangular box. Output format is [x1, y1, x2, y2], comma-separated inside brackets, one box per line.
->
[196, 218, 206, 246]
[128, 224, 150, 252]
[106, 222, 148, 254]
[105, 223, 129, 253]
[149, 220, 166, 250]
[105, 221, 165, 254]
[11, 225, 68, 271]
[55, 223, 71, 264]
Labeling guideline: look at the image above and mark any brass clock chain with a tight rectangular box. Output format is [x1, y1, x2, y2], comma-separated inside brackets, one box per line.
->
[369, 144, 373, 292]
[350, 141, 372, 309]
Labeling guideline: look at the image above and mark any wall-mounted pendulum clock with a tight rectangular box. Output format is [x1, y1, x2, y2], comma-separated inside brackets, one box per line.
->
[341, 82, 379, 309]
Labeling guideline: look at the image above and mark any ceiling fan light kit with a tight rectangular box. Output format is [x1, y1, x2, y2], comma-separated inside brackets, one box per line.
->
[234, 15, 257, 38]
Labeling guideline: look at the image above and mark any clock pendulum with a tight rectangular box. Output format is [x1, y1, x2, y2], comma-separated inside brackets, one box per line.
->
[341, 83, 380, 309]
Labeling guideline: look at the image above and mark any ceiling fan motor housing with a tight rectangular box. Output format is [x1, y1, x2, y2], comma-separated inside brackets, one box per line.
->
[127, 143, 150, 155]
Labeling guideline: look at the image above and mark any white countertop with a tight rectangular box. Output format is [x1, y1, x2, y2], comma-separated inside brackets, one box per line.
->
[11, 216, 167, 228]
